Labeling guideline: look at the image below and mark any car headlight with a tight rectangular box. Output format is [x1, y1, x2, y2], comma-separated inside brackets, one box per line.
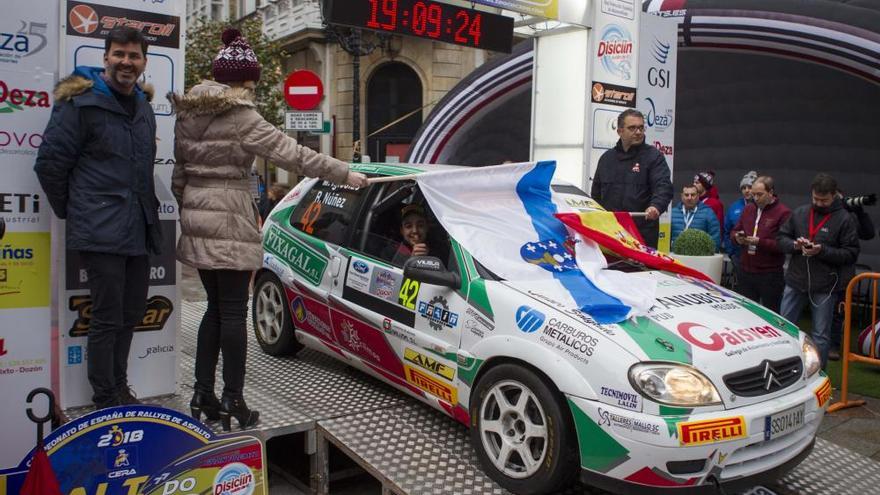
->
[629, 363, 722, 407]
[802, 335, 821, 378]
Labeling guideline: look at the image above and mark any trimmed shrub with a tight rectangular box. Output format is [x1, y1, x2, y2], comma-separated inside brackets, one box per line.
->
[672, 229, 716, 256]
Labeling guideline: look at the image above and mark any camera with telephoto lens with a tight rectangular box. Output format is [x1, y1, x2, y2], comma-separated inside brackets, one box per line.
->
[843, 194, 877, 210]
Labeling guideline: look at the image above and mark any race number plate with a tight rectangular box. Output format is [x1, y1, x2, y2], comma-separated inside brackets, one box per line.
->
[764, 403, 805, 441]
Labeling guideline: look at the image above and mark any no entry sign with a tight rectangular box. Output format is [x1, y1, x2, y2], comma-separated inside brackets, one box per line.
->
[284, 70, 324, 110]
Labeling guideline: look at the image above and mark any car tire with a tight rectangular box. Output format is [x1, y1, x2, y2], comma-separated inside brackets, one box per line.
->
[469, 363, 578, 495]
[252, 271, 302, 356]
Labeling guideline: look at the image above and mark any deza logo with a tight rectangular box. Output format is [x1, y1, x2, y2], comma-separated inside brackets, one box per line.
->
[515, 305, 545, 333]
[597, 24, 634, 81]
[677, 322, 784, 351]
[0, 79, 50, 113]
[645, 97, 672, 130]
[0, 21, 48, 60]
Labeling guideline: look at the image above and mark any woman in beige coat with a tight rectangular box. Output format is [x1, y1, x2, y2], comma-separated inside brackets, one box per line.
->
[170, 28, 367, 431]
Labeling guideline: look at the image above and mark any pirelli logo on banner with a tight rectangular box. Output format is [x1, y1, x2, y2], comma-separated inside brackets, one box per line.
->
[678, 416, 746, 446]
[405, 365, 457, 404]
[814, 378, 832, 408]
[404, 348, 454, 381]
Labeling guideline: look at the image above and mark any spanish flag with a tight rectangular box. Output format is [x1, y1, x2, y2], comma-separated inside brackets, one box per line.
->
[556, 211, 713, 282]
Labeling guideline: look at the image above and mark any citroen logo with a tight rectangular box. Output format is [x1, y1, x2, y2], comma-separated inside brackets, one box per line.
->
[762, 362, 783, 391]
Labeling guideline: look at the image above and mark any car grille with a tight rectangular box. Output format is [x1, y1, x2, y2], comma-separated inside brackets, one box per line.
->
[723, 357, 803, 397]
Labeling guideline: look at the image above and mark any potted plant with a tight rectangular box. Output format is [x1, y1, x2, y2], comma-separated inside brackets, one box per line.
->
[671, 229, 724, 283]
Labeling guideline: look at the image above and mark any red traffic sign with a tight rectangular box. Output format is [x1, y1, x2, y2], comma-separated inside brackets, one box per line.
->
[284, 70, 323, 110]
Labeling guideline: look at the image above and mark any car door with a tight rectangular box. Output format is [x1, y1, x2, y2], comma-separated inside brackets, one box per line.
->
[328, 183, 465, 409]
[267, 178, 367, 350]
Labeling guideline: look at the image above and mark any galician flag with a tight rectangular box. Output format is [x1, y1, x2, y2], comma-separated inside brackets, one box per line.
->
[416, 161, 654, 323]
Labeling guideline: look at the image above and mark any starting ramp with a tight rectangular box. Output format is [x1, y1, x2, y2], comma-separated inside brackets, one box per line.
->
[63, 301, 880, 494]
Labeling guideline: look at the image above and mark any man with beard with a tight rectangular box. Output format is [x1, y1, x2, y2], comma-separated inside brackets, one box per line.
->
[35, 27, 161, 409]
[732, 176, 791, 313]
[591, 109, 673, 248]
[778, 174, 859, 369]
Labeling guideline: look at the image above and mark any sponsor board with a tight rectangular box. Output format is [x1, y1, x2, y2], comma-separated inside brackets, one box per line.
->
[678, 416, 747, 446]
[68, 295, 173, 336]
[369, 266, 402, 303]
[0, 17, 53, 70]
[137, 344, 173, 360]
[264, 226, 327, 286]
[676, 322, 787, 355]
[0, 78, 50, 113]
[405, 365, 457, 404]
[0, 405, 266, 495]
[418, 295, 459, 331]
[67, 1, 180, 48]
[644, 96, 673, 133]
[0, 191, 41, 227]
[601, 0, 634, 19]
[653, 140, 673, 156]
[599, 386, 641, 411]
[0, 231, 49, 309]
[597, 408, 660, 435]
[591, 107, 622, 150]
[814, 378, 832, 408]
[404, 348, 454, 381]
[596, 23, 634, 82]
[590, 81, 636, 108]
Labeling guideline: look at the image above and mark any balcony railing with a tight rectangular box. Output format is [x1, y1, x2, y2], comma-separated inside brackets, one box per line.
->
[258, 0, 323, 41]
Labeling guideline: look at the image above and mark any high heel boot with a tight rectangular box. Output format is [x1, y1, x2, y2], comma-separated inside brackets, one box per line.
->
[219, 395, 259, 431]
[190, 390, 221, 421]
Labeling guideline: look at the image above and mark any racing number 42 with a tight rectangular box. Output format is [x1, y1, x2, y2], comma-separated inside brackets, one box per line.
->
[398, 278, 420, 310]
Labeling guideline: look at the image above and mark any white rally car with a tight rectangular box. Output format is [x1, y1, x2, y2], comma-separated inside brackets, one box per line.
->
[252, 163, 829, 494]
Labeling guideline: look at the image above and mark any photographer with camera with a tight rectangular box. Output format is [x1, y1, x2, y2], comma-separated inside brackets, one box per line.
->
[827, 192, 876, 360]
[778, 174, 860, 369]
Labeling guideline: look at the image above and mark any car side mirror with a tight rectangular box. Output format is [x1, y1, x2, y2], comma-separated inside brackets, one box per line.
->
[403, 256, 461, 289]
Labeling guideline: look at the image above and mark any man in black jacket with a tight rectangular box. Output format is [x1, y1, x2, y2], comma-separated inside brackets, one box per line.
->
[778, 174, 859, 369]
[591, 109, 673, 248]
[34, 27, 161, 409]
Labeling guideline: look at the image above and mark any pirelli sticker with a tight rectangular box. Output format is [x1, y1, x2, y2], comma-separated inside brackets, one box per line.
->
[405, 365, 457, 404]
[814, 378, 832, 408]
[404, 348, 454, 381]
[678, 416, 746, 446]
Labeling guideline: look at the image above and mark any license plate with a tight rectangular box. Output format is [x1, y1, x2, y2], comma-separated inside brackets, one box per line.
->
[764, 403, 805, 441]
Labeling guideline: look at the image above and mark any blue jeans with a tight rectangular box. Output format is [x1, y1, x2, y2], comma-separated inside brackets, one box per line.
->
[781, 285, 837, 369]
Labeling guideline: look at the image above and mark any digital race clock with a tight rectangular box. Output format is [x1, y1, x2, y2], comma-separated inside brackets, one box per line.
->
[325, 0, 514, 53]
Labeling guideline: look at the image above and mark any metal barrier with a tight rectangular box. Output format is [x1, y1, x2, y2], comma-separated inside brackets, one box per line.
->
[828, 272, 880, 413]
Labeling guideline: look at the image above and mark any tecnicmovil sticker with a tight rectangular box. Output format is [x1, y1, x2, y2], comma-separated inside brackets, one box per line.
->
[0, 405, 267, 495]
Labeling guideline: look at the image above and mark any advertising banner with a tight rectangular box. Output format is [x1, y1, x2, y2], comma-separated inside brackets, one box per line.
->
[0, 0, 58, 469]
[58, 0, 184, 408]
[0, 405, 267, 495]
[638, 13, 678, 252]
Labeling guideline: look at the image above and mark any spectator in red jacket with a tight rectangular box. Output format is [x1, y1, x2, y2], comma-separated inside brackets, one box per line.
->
[731, 176, 791, 313]
[694, 171, 724, 228]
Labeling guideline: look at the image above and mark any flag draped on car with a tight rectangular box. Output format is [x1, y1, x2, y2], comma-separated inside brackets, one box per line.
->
[556, 210, 713, 282]
[416, 161, 653, 323]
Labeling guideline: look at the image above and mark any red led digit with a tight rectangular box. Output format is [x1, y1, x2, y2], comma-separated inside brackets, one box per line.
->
[381, 0, 398, 30]
[453, 10, 468, 43]
[426, 3, 442, 38]
[412, 1, 427, 35]
[367, 0, 381, 28]
[469, 12, 482, 46]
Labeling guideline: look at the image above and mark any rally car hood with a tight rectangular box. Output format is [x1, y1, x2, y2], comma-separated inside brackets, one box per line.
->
[508, 270, 806, 406]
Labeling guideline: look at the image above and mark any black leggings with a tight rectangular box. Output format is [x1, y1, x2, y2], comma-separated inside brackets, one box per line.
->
[195, 269, 252, 397]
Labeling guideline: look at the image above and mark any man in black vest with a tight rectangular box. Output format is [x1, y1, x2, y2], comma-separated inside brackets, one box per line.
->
[591, 109, 673, 248]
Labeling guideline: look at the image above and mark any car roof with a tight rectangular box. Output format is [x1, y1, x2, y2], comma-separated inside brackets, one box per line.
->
[349, 162, 582, 189]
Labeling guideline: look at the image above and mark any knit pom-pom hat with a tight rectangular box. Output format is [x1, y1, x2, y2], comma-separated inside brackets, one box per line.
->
[212, 27, 261, 83]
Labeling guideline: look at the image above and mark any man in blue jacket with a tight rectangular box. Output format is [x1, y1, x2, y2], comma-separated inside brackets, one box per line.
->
[671, 184, 721, 250]
[34, 27, 161, 409]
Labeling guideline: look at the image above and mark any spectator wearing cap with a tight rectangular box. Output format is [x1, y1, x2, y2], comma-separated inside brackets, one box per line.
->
[169, 27, 368, 431]
[694, 171, 724, 228]
[389, 204, 431, 265]
[723, 171, 757, 280]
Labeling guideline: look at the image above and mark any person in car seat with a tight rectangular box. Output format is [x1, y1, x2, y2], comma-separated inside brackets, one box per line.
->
[389, 204, 431, 265]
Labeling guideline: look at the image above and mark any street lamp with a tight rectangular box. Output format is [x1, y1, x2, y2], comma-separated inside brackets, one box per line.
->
[325, 26, 390, 162]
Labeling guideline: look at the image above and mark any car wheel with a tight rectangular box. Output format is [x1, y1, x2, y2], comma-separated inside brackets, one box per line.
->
[469, 363, 578, 495]
[252, 271, 302, 356]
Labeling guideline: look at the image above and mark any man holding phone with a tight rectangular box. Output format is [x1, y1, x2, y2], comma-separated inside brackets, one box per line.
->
[777, 174, 859, 369]
[731, 176, 790, 313]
